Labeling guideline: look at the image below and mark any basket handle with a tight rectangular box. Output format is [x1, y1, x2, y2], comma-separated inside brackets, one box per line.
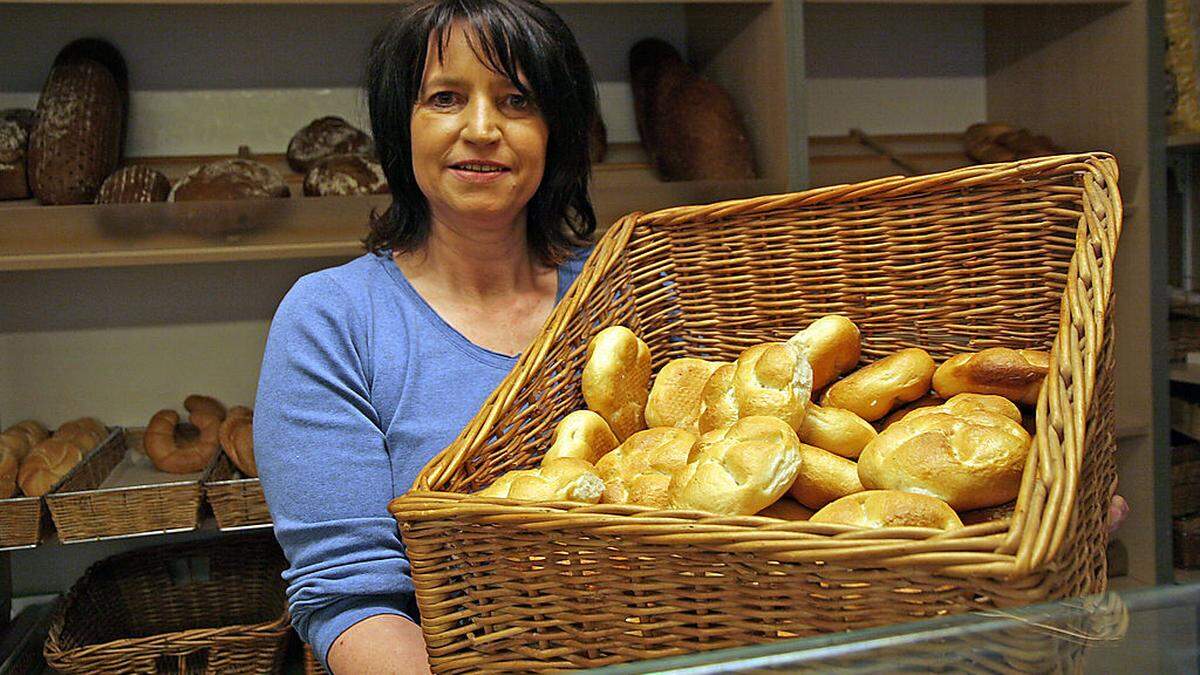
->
[1002, 155, 1122, 574]
[413, 212, 642, 492]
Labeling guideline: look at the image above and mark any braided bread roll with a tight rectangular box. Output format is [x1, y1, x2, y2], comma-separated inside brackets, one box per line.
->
[811, 490, 962, 530]
[821, 348, 936, 422]
[932, 348, 1050, 406]
[645, 357, 725, 432]
[697, 363, 738, 434]
[732, 342, 813, 432]
[596, 427, 697, 507]
[669, 416, 802, 515]
[19, 437, 84, 497]
[542, 410, 619, 465]
[477, 457, 604, 503]
[582, 326, 651, 441]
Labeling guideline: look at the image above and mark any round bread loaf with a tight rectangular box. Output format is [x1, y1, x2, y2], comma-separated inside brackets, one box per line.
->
[582, 326, 651, 442]
[287, 116, 374, 173]
[645, 357, 725, 433]
[821, 348, 936, 422]
[788, 442, 864, 510]
[19, 437, 84, 497]
[477, 457, 604, 503]
[542, 410, 619, 465]
[0, 109, 34, 200]
[669, 416, 802, 515]
[96, 165, 171, 203]
[28, 39, 127, 205]
[811, 490, 962, 530]
[856, 396, 1032, 511]
[797, 404, 876, 459]
[932, 347, 1050, 406]
[731, 342, 813, 432]
[757, 496, 813, 521]
[303, 153, 388, 197]
[170, 159, 290, 202]
[596, 426, 697, 507]
[788, 315, 862, 391]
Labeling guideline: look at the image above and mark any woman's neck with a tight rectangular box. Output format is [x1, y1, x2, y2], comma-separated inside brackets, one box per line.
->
[394, 214, 544, 302]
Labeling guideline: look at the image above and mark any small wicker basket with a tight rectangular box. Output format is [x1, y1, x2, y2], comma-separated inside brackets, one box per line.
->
[44, 534, 291, 674]
[203, 451, 272, 531]
[390, 154, 1122, 672]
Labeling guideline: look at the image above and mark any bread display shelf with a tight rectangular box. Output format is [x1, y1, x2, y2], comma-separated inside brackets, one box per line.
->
[203, 452, 272, 531]
[44, 427, 205, 544]
[808, 132, 976, 188]
[0, 146, 778, 271]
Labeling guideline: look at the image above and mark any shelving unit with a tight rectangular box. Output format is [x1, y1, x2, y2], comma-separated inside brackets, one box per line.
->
[0, 0, 1167, 663]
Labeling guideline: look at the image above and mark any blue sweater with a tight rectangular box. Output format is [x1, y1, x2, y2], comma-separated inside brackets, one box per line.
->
[254, 249, 589, 668]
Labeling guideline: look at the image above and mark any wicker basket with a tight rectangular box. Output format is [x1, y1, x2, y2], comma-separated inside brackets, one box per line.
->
[303, 642, 329, 675]
[389, 154, 1122, 672]
[44, 534, 291, 674]
[45, 427, 204, 543]
[203, 452, 272, 531]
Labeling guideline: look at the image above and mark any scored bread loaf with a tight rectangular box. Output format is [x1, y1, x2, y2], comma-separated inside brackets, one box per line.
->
[797, 404, 876, 459]
[856, 394, 1032, 511]
[0, 109, 34, 200]
[595, 427, 697, 507]
[28, 39, 127, 205]
[96, 165, 171, 203]
[582, 326, 651, 441]
[476, 457, 604, 503]
[542, 410, 619, 465]
[287, 116, 374, 172]
[787, 315, 862, 391]
[669, 416, 801, 516]
[645, 357, 725, 432]
[19, 437, 84, 497]
[787, 443, 864, 510]
[932, 347, 1050, 406]
[811, 490, 963, 530]
[821, 348, 936, 422]
[303, 154, 388, 197]
[170, 159, 290, 202]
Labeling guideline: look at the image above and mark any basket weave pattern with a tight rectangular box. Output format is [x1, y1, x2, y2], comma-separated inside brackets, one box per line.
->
[391, 154, 1122, 672]
[44, 535, 290, 674]
[204, 453, 271, 530]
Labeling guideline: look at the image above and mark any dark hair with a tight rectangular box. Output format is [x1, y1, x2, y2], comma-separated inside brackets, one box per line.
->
[364, 0, 598, 266]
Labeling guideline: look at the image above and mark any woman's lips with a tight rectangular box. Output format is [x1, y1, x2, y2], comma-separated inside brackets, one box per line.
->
[448, 166, 510, 184]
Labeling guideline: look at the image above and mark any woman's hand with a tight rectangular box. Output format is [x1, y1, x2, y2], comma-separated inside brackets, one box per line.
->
[1109, 494, 1130, 534]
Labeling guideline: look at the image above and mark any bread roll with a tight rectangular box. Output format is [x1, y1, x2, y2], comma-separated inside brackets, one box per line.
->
[144, 409, 220, 474]
[697, 363, 738, 434]
[582, 326, 651, 441]
[788, 443, 864, 510]
[857, 398, 1031, 510]
[477, 457, 604, 503]
[878, 394, 943, 430]
[821, 348, 936, 421]
[219, 408, 256, 477]
[797, 404, 875, 459]
[596, 427, 697, 507]
[938, 393, 1021, 423]
[542, 410, 619, 465]
[169, 159, 290, 202]
[2, 420, 49, 458]
[0, 433, 28, 463]
[303, 153, 388, 197]
[932, 348, 1050, 406]
[731, 342, 813, 432]
[54, 417, 107, 452]
[96, 165, 171, 203]
[287, 116, 374, 172]
[811, 490, 962, 530]
[669, 416, 801, 515]
[757, 496, 813, 521]
[19, 437, 84, 497]
[0, 447, 20, 498]
[645, 357, 725, 432]
[788, 315, 861, 391]
[184, 394, 227, 424]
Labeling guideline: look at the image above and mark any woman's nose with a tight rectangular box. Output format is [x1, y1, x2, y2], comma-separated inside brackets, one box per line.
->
[462, 100, 502, 144]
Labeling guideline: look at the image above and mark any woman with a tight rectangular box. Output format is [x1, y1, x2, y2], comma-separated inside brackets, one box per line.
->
[254, 1, 598, 671]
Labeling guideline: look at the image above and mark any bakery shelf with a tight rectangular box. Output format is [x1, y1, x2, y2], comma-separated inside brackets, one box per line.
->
[1169, 133, 1200, 149]
[808, 132, 975, 188]
[0, 145, 778, 271]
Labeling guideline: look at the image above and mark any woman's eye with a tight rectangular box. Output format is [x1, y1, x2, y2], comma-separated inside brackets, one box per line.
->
[508, 94, 532, 111]
[430, 92, 457, 107]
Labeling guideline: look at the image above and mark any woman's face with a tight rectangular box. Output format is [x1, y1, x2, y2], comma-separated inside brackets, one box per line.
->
[410, 25, 549, 232]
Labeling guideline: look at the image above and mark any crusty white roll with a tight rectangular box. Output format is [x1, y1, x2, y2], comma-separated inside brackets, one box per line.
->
[18, 437, 84, 497]
[0, 447, 19, 498]
[669, 416, 802, 515]
[596, 427, 697, 507]
[787, 315, 862, 391]
[797, 404, 876, 459]
[857, 398, 1031, 510]
[4, 420, 49, 452]
[697, 363, 739, 434]
[932, 348, 1050, 406]
[583, 326, 652, 441]
[542, 410, 619, 465]
[645, 357, 725, 432]
[821, 348, 936, 422]
[732, 342, 813, 432]
[939, 393, 1021, 423]
[878, 394, 943, 430]
[477, 457, 605, 503]
[811, 490, 963, 530]
[788, 443, 864, 510]
[757, 496, 814, 521]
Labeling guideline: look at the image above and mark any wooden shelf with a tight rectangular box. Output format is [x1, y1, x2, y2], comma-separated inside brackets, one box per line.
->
[808, 132, 975, 188]
[2, 0, 772, 4]
[0, 146, 780, 272]
[1170, 133, 1200, 149]
[806, 0, 1125, 4]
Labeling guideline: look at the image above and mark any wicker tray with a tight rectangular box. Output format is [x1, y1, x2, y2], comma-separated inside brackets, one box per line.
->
[203, 451, 272, 531]
[390, 154, 1122, 672]
[0, 426, 119, 550]
[303, 642, 328, 675]
[44, 534, 290, 674]
[45, 427, 205, 543]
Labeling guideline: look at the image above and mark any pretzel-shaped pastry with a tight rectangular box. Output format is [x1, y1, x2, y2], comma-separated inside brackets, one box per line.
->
[582, 326, 651, 442]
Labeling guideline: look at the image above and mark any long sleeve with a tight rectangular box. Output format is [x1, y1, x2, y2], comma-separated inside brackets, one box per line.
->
[254, 273, 416, 669]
